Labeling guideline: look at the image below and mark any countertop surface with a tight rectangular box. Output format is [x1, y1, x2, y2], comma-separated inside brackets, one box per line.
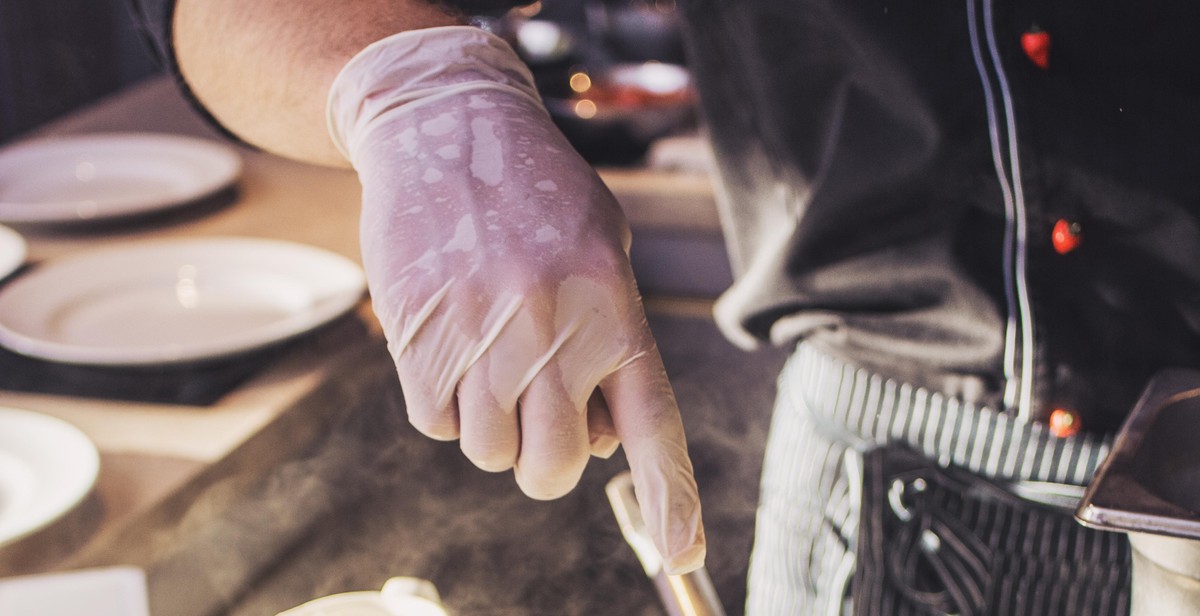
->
[226, 314, 788, 616]
[0, 76, 782, 615]
[72, 314, 786, 616]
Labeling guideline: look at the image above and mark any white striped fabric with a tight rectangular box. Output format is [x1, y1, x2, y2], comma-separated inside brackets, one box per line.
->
[745, 343, 1118, 615]
[790, 343, 1111, 486]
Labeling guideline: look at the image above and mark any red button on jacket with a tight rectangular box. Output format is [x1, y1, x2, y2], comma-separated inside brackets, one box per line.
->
[1052, 219, 1082, 254]
[1049, 408, 1081, 438]
[1021, 28, 1051, 69]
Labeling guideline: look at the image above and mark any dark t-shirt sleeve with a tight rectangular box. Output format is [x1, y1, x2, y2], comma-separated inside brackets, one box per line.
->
[125, 0, 531, 148]
[126, 0, 247, 145]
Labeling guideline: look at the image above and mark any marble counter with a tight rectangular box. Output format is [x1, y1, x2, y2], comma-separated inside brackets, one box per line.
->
[73, 313, 787, 616]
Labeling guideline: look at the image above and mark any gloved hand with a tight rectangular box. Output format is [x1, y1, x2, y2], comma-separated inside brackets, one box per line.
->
[327, 26, 705, 574]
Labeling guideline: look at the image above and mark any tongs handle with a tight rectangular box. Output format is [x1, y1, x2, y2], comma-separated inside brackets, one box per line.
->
[651, 566, 726, 616]
[606, 471, 727, 616]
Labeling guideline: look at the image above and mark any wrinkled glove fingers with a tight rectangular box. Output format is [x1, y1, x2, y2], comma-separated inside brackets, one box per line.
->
[457, 361, 521, 472]
[587, 389, 620, 458]
[399, 376, 461, 441]
[453, 309, 544, 471]
[513, 366, 591, 501]
[393, 327, 463, 442]
[600, 343, 706, 575]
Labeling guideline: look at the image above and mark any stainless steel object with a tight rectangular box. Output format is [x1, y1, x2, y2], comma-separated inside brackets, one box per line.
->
[606, 471, 727, 616]
[1077, 369, 1200, 615]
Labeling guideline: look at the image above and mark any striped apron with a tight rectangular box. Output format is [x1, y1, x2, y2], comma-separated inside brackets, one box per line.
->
[745, 343, 1131, 615]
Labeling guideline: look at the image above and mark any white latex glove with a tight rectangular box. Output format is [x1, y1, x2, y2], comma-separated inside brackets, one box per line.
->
[328, 26, 705, 574]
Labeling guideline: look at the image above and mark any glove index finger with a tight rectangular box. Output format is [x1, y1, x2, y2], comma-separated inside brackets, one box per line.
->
[601, 346, 707, 575]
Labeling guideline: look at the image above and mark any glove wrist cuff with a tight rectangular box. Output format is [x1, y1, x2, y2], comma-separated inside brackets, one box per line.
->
[326, 25, 542, 164]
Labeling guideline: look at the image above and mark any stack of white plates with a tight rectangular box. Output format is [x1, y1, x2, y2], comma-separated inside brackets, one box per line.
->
[0, 133, 242, 225]
[0, 237, 366, 366]
[0, 407, 99, 552]
[0, 225, 23, 282]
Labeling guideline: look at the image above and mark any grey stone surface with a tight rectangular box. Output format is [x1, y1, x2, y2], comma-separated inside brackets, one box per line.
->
[83, 312, 788, 616]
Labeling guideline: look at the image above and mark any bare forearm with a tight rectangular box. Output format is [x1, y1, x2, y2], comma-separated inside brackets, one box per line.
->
[173, 0, 462, 167]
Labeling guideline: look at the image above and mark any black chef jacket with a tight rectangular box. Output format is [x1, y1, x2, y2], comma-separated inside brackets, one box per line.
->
[680, 0, 1200, 434]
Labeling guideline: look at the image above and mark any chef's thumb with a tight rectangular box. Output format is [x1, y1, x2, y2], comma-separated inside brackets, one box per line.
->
[602, 350, 706, 575]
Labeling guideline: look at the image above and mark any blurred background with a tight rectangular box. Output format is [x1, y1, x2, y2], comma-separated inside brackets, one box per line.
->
[0, 0, 160, 143]
[0, 0, 697, 166]
[487, 0, 694, 164]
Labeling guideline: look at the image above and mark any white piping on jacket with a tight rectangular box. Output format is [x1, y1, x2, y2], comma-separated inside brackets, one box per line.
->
[966, 0, 1036, 420]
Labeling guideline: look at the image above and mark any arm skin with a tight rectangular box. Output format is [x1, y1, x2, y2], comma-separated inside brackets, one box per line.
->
[173, 0, 462, 167]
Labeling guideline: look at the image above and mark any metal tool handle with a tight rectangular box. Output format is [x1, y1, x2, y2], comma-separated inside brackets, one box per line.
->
[606, 471, 727, 616]
[652, 567, 727, 616]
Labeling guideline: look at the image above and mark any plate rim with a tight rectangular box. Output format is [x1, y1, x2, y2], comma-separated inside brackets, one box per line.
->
[0, 132, 243, 224]
[0, 406, 100, 549]
[0, 236, 366, 366]
[0, 224, 25, 281]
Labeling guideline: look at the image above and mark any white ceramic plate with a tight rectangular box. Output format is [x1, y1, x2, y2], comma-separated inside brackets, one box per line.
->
[0, 407, 99, 549]
[0, 237, 366, 366]
[0, 225, 24, 281]
[0, 567, 148, 616]
[278, 578, 447, 616]
[0, 133, 242, 224]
